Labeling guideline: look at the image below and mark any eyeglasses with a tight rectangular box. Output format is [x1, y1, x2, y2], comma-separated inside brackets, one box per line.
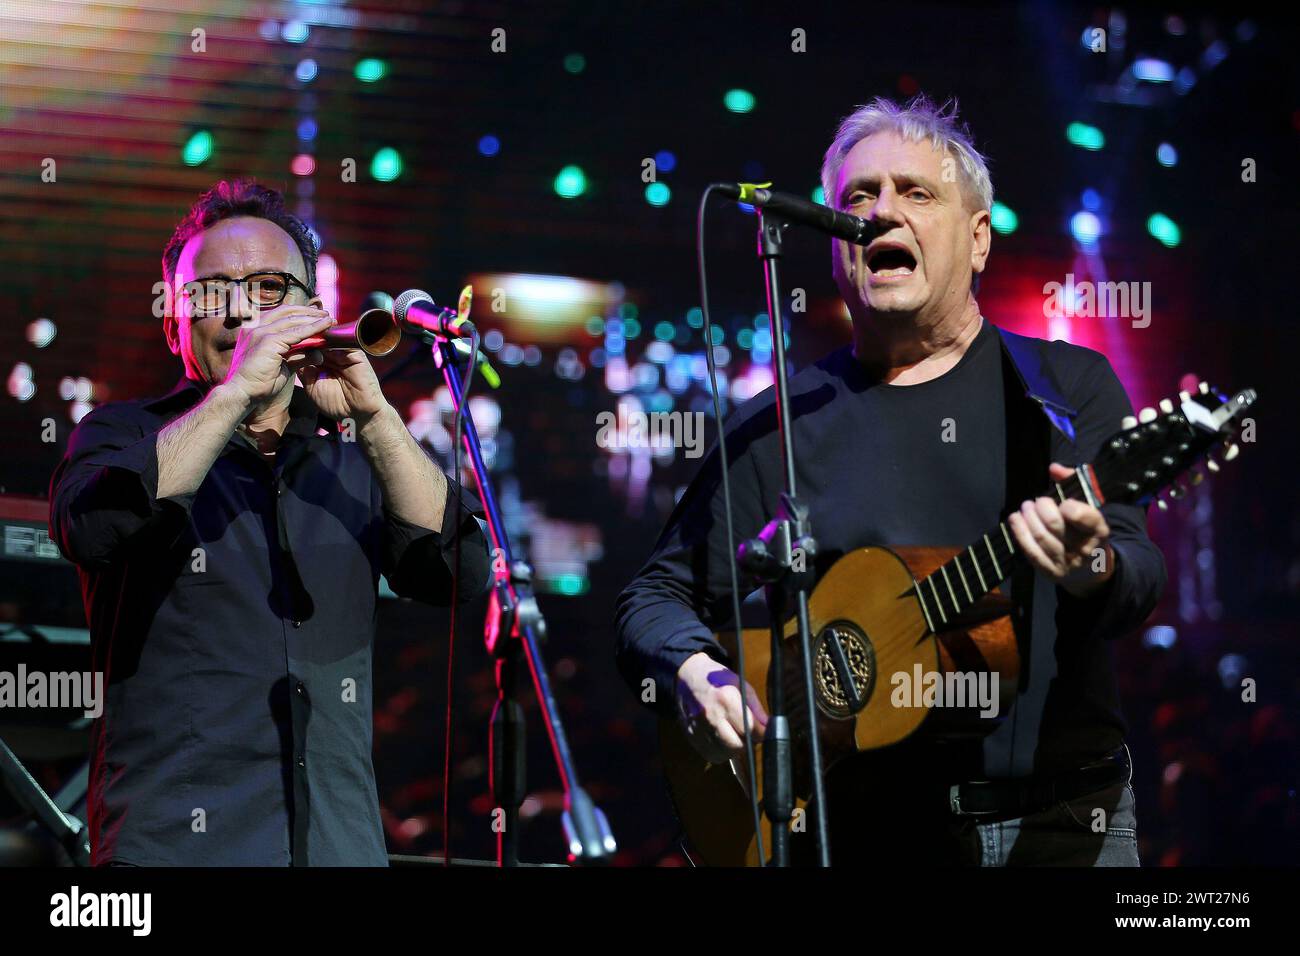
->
[182, 271, 314, 316]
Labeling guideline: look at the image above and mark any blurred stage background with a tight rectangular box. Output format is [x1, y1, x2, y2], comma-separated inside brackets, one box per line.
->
[0, 1, 1296, 865]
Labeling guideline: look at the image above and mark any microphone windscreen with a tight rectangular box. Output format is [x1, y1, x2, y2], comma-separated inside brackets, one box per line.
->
[393, 288, 434, 323]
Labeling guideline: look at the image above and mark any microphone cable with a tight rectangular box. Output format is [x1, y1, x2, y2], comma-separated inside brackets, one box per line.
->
[695, 185, 766, 865]
[373, 295, 480, 863]
[442, 327, 481, 866]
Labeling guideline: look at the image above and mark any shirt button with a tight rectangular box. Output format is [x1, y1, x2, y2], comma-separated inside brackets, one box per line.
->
[292, 619, 302, 628]
[296, 756, 306, 768]
[295, 682, 306, 696]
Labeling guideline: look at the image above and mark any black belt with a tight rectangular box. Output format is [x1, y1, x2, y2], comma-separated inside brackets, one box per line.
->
[948, 746, 1130, 819]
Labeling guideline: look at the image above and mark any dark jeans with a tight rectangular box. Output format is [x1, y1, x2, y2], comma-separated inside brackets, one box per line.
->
[972, 780, 1139, 866]
[791, 764, 1139, 867]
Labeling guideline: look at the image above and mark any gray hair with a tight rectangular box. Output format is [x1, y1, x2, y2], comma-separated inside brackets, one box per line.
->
[821, 94, 993, 213]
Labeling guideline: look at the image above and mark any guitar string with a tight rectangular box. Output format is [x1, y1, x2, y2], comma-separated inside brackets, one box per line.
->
[919, 472, 1090, 627]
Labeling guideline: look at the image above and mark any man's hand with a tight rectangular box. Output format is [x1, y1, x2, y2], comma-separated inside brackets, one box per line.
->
[675, 651, 768, 764]
[224, 305, 336, 410]
[1009, 463, 1115, 598]
[297, 346, 387, 424]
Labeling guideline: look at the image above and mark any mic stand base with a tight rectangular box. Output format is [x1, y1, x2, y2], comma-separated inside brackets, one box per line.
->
[434, 337, 617, 865]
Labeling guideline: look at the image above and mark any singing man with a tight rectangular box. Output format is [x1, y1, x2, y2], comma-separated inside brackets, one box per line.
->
[615, 95, 1167, 865]
[49, 179, 491, 865]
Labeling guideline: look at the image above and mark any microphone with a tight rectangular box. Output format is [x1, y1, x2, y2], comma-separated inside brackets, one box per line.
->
[393, 288, 477, 340]
[713, 182, 881, 246]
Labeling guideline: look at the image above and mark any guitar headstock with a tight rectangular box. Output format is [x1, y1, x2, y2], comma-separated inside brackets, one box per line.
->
[1089, 380, 1257, 509]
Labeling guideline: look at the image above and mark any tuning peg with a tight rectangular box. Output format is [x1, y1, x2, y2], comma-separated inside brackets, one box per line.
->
[1198, 381, 1209, 394]
[1224, 443, 1239, 461]
[1190, 471, 1204, 485]
[1121, 415, 1138, 429]
[1178, 390, 1191, 403]
[1138, 407, 1157, 423]
[1207, 459, 1220, 473]
[1156, 498, 1169, 511]
[1159, 398, 1174, 414]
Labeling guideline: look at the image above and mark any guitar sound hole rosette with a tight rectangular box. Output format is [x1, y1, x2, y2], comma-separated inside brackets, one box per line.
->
[813, 621, 876, 719]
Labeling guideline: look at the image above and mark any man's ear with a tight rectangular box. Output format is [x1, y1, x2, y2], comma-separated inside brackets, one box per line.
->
[163, 292, 181, 357]
[970, 207, 992, 275]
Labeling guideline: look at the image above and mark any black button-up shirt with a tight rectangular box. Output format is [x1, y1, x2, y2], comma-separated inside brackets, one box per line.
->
[49, 377, 491, 866]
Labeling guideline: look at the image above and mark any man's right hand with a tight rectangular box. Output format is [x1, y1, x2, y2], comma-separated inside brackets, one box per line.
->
[224, 306, 336, 409]
[675, 651, 769, 764]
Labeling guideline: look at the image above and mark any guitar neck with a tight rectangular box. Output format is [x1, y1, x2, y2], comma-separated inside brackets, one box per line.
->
[914, 466, 1103, 633]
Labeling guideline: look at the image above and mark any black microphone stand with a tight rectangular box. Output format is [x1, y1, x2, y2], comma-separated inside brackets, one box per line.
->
[0, 734, 90, 866]
[430, 335, 615, 866]
[735, 210, 832, 866]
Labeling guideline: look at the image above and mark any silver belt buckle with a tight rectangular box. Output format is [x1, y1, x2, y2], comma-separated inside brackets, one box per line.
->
[948, 784, 964, 815]
[949, 781, 994, 816]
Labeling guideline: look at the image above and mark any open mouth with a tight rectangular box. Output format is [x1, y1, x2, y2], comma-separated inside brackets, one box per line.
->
[865, 245, 917, 279]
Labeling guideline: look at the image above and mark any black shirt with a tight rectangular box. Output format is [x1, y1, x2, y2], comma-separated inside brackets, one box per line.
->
[615, 319, 1167, 778]
[48, 377, 492, 866]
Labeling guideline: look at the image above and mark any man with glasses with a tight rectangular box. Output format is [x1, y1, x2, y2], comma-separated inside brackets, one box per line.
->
[49, 179, 491, 865]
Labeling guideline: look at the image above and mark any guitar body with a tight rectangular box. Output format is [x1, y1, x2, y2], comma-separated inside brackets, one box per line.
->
[660, 545, 1018, 866]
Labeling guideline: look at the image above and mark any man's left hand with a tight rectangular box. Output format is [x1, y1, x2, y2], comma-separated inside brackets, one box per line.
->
[297, 344, 388, 425]
[1009, 463, 1115, 598]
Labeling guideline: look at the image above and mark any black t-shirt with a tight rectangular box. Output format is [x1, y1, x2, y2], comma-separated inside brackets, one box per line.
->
[616, 318, 1167, 780]
[785, 315, 1007, 553]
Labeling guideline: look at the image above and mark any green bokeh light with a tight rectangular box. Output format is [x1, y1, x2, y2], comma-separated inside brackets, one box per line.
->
[548, 574, 589, 596]
[990, 202, 1019, 235]
[1146, 213, 1181, 248]
[724, 89, 755, 113]
[1066, 122, 1105, 151]
[554, 165, 587, 198]
[645, 182, 671, 206]
[355, 59, 387, 83]
[370, 147, 402, 181]
[182, 130, 213, 166]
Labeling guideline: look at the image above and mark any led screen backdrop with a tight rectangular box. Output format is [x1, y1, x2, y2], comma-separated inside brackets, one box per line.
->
[0, 1, 1295, 865]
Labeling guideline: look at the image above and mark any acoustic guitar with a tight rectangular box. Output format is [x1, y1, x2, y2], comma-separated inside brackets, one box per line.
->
[660, 382, 1258, 866]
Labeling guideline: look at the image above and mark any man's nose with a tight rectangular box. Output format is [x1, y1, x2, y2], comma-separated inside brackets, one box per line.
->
[227, 283, 259, 322]
[868, 188, 903, 226]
